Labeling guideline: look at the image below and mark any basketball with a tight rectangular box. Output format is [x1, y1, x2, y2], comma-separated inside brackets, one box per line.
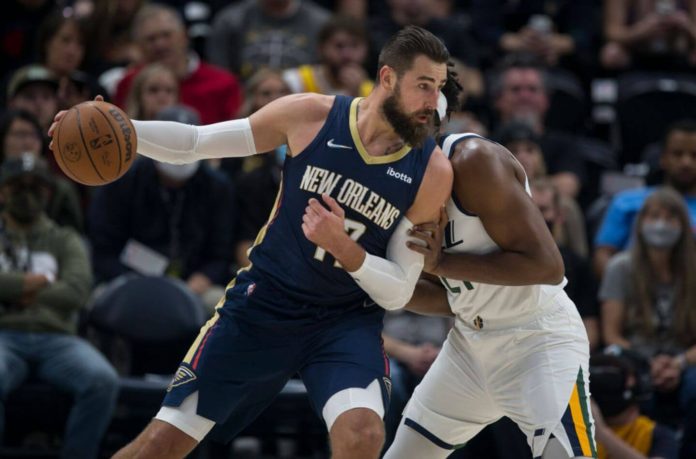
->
[52, 100, 137, 186]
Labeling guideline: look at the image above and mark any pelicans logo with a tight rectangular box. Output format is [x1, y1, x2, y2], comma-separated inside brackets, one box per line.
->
[167, 365, 197, 392]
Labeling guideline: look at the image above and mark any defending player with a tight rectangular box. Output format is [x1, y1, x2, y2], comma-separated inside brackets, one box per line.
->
[49, 27, 457, 459]
[383, 125, 596, 458]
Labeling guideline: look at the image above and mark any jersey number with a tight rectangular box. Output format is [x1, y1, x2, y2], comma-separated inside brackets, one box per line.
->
[441, 277, 474, 293]
[313, 218, 366, 267]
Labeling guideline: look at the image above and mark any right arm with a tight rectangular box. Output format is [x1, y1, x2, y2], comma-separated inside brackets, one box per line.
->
[405, 274, 453, 317]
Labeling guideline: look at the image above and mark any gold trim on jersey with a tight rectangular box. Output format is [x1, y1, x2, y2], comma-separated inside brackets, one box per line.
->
[183, 310, 221, 365]
[349, 98, 411, 165]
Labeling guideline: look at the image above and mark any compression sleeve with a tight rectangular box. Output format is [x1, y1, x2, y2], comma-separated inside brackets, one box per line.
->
[132, 118, 257, 164]
[348, 217, 424, 311]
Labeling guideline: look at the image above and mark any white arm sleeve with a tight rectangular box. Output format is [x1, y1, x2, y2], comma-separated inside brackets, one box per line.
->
[348, 217, 424, 311]
[132, 118, 257, 164]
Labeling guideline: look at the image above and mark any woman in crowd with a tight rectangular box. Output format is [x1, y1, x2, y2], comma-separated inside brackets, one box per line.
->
[600, 187, 696, 457]
[125, 63, 180, 121]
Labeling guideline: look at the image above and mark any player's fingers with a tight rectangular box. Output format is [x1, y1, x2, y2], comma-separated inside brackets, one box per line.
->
[409, 229, 434, 244]
[321, 193, 344, 218]
[305, 205, 320, 218]
[95, 94, 105, 102]
[308, 198, 329, 216]
[49, 140, 54, 152]
[415, 222, 438, 233]
[406, 241, 430, 255]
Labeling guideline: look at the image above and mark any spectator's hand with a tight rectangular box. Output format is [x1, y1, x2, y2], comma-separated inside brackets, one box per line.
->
[187, 273, 212, 295]
[338, 64, 368, 97]
[48, 95, 105, 151]
[651, 354, 682, 391]
[664, 10, 694, 33]
[403, 342, 440, 377]
[407, 207, 447, 275]
[633, 13, 669, 41]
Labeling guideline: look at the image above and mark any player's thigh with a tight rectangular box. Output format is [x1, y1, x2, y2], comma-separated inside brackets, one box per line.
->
[401, 332, 499, 449]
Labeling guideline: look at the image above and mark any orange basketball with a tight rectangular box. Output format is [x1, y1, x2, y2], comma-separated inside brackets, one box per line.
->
[52, 100, 137, 186]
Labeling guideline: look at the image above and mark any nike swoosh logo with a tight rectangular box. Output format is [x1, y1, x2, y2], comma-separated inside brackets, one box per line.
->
[327, 138, 352, 149]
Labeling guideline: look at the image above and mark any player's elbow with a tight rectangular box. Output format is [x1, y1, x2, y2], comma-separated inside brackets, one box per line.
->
[539, 249, 565, 285]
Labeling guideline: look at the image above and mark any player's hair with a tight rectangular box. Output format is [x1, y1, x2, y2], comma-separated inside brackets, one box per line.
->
[490, 53, 549, 100]
[663, 119, 696, 147]
[377, 26, 449, 79]
[318, 15, 368, 46]
[132, 3, 186, 40]
[629, 187, 696, 346]
[36, 10, 86, 66]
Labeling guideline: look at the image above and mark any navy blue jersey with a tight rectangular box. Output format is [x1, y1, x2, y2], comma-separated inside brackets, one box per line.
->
[247, 95, 435, 307]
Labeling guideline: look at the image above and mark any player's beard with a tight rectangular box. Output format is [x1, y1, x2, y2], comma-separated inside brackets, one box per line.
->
[382, 84, 433, 148]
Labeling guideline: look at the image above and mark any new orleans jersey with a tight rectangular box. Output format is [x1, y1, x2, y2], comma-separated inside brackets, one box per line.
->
[247, 95, 435, 307]
[438, 133, 567, 327]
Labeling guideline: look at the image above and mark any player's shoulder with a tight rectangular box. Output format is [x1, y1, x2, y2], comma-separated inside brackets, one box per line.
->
[276, 93, 335, 121]
[446, 134, 510, 171]
[427, 145, 454, 181]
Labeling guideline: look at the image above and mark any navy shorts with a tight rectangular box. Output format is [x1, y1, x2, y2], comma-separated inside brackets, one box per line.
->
[162, 270, 391, 441]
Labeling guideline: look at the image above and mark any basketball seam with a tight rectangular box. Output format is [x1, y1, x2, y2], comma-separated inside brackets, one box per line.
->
[75, 107, 107, 183]
[92, 104, 124, 177]
[56, 108, 82, 182]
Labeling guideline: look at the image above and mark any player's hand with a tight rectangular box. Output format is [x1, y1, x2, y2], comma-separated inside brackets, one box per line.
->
[48, 95, 105, 151]
[407, 207, 448, 274]
[302, 193, 347, 255]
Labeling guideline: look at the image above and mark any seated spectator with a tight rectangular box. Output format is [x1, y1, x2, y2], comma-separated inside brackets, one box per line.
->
[599, 187, 696, 457]
[114, 3, 242, 124]
[470, 0, 595, 72]
[491, 54, 588, 198]
[283, 15, 373, 97]
[0, 0, 56, 77]
[531, 178, 599, 351]
[0, 110, 83, 233]
[439, 57, 488, 137]
[88, 121, 238, 314]
[0, 154, 118, 459]
[497, 121, 588, 258]
[35, 9, 103, 110]
[207, 0, 331, 79]
[594, 120, 696, 277]
[6, 64, 59, 133]
[601, 0, 696, 71]
[222, 69, 290, 267]
[590, 352, 679, 459]
[125, 63, 181, 120]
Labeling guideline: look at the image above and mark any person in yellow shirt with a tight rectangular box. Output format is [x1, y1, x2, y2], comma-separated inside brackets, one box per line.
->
[283, 15, 373, 97]
[590, 353, 678, 459]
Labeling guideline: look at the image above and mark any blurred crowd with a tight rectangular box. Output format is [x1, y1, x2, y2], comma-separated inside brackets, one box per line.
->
[1, 0, 696, 458]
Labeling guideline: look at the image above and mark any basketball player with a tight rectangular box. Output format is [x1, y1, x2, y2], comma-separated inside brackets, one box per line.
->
[49, 27, 457, 458]
[383, 128, 597, 458]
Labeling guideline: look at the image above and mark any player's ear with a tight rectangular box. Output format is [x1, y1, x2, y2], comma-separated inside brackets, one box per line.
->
[380, 66, 396, 91]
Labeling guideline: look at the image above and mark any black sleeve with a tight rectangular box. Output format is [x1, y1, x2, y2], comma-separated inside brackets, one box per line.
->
[649, 424, 679, 459]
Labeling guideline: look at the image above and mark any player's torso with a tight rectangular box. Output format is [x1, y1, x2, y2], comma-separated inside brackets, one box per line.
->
[248, 95, 434, 307]
[439, 133, 566, 328]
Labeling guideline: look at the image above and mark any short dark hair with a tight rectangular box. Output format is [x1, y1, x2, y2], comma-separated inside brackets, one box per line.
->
[377, 26, 449, 78]
[663, 119, 696, 146]
[490, 53, 548, 100]
[318, 15, 368, 46]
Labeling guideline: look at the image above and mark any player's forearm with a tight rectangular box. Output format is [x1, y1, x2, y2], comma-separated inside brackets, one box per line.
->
[432, 249, 563, 286]
[405, 279, 453, 317]
[328, 236, 366, 273]
[133, 118, 257, 164]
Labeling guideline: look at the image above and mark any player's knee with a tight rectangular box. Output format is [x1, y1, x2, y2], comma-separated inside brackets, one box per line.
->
[332, 409, 384, 453]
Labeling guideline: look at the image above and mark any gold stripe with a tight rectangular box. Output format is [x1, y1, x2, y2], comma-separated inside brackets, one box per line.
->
[569, 383, 592, 456]
[251, 178, 283, 248]
[183, 311, 221, 364]
[349, 97, 411, 165]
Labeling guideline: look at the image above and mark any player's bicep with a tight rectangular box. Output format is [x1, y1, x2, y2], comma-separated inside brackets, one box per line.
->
[248, 96, 292, 153]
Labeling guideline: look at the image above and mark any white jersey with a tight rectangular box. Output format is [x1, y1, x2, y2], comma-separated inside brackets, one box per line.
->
[439, 133, 567, 329]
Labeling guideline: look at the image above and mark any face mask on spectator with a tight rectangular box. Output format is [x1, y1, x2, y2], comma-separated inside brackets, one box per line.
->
[640, 220, 681, 249]
[7, 185, 44, 224]
[155, 161, 199, 181]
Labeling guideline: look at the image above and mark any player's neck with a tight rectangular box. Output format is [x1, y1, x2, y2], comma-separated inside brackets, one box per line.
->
[356, 95, 406, 154]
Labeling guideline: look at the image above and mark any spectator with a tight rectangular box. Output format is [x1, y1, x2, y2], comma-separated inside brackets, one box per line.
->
[599, 187, 696, 457]
[0, 110, 83, 233]
[601, 0, 696, 71]
[88, 110, 238, 314]
[590, 352, 679, 459]
[282, 15, 373, 97]
[125, 63, 180, 120]
[114, 3, 242, 124]
[531, 178, 600, 351]
[0, 0, 56, 77]
[491, 54, 588, 198]
[471, 0, 595, 72]
[438, 57, 488, 137]
[6, 64, 59, 133]
[497, 121, 588, 258]
[207, 0, 330, 79]
[594, 120, 696, 277]
[0, 153, 118, 459]
[35, 9, 102, 110]
[230, 69, 291, 267]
